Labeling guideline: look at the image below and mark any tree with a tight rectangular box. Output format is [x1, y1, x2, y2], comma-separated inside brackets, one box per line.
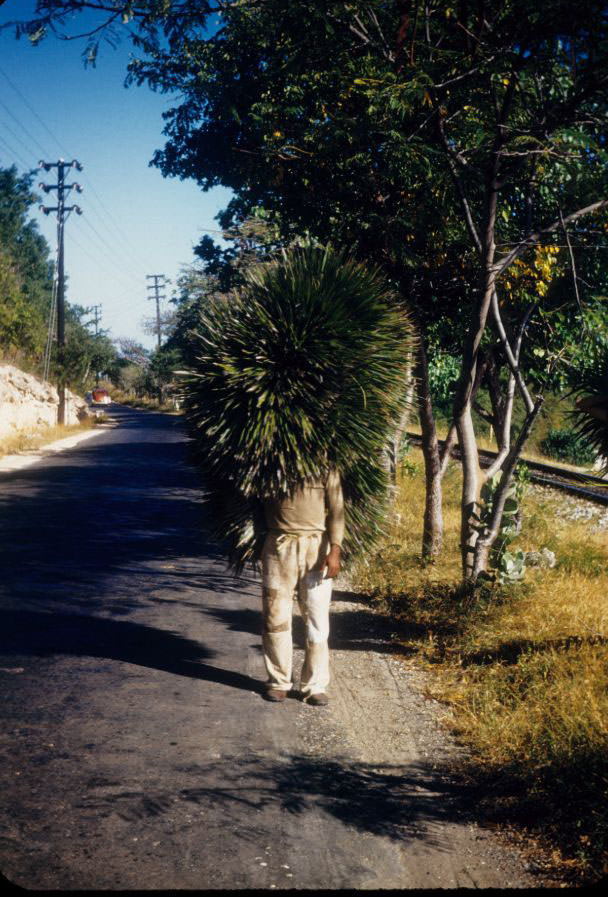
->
[137, 0, 608, 579]
[114, 336, 150, 368]
[0, 165, 52, 363]
[53, 303, 119, 391]
[140, 307, 178, 343]
[11, 1, 608, 581]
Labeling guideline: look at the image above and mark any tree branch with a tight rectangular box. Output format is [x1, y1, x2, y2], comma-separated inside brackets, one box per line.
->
[494, 199, 608, 274]
[437, 113, 482, 254]
[490, 290, 535, 413]
[559, 208, 584, 314]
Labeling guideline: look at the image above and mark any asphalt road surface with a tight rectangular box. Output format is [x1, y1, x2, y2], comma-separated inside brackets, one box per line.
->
[0, 406, 536, 889]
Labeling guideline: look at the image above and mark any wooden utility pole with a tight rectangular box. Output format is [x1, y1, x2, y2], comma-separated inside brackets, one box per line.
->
[90, 304, 102, 384]
[39, 159, 83, 425]
[146, 274, 166, 349]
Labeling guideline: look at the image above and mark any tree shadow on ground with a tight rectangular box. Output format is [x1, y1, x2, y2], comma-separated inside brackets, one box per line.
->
[170, 751, 478, 850]
[201, 594, 418, 656]
[460, 633, 608, 666]
[0, 608, 262, 693]
[0, 406, 255, 616]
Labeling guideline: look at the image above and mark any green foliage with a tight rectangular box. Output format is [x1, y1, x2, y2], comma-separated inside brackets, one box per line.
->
[540, 427, 597, 467]
[0, 166, 51, 361]
[569, 346, 608, 469]
[0, 249, 45, 357]
[475, 465, 529, 585]
[427, 350, 461, 418]
[180, 245, 416, 569]
[0, 165, 121, 391]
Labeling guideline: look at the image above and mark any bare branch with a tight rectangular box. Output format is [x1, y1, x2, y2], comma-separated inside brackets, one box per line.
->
[352, 12, 370, 37]
[559, 208, 584, 314]
[490, 290, 535, 413]
[437, 114, 482, 254]
[349, 23, 371, 45]
[433, 56, 497, 89]
[438, 421, 457, 476]
[494, 199, 608, 274]
[477, 397, 544, 548]
[364, 7, 393, 61]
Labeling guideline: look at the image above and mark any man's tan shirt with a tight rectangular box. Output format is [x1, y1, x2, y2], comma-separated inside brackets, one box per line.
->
[262, 469, 345, 546]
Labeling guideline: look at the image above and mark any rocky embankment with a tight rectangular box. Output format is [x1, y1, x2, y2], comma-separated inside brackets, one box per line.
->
[0, 364, 88, 439]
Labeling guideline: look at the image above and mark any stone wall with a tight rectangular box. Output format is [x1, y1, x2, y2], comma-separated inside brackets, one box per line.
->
[0, 364, 88, 439]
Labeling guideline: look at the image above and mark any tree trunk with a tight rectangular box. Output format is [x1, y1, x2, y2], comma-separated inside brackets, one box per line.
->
[470, 398, 544, 580]
[457, 401, 481, 580]
[388, 354, 416, 486]
[415, 340, 443, 561]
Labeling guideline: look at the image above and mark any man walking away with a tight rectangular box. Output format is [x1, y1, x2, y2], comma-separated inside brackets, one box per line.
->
[260, 469, 344, 706]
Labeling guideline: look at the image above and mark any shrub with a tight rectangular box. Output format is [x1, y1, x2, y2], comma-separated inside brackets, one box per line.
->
[539, 427, 596, 466]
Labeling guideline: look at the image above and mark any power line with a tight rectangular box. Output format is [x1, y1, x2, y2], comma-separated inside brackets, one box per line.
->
[0, 85, 155, 274]
[79, 215, 146, 286]
[0, 96, 49, 159]
[0, 133, 34, 171]
[82, 177, 157, 271]
[0, 64, 159, 271]
[42, 249, 59, 384]
[89, 303, 102, 384]
[65, 227, 150, 298]
[0, 64, 69, 157]
[0, 119, 41, 164]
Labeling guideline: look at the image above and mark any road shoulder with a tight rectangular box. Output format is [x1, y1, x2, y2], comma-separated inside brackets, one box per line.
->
[289, 590, 555, 888]
[0, 422, 111, 474]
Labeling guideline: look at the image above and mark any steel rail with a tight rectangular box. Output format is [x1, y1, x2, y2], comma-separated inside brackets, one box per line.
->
[406, 432, 608, 507]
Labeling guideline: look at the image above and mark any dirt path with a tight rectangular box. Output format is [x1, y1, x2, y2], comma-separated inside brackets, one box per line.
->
[0, 405, 542, 889]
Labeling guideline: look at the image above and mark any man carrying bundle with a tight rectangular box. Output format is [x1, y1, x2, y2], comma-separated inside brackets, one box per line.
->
[179, 245, 415, 707]
[260, 470, 344, 706]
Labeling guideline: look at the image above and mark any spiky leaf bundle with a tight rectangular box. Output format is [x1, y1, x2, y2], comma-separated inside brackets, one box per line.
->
[571, 346, 608, 472]
[180, 245, 416, 570]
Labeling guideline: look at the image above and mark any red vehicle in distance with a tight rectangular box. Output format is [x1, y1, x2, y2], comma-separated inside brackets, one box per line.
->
[90, 387, 111, 406]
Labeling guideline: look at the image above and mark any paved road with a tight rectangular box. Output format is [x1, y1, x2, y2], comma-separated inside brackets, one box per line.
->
[0, 407, 534, 889]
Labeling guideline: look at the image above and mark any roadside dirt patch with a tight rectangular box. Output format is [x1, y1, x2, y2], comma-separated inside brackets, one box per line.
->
[288, 590, 560, 889]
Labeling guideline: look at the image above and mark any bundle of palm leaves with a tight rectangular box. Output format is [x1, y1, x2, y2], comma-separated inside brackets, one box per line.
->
[571, 346, 608, 472]
[179, 244, 416, 570]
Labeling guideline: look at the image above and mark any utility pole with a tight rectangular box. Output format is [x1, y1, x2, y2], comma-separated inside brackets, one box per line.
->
[39, 158, 83, 425]
[90, 303, 102, 337]
[146, 274, 166, 349]
[90, 304, 102, 384]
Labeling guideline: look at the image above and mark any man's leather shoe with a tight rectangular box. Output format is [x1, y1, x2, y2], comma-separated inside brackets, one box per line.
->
[263, 688, 288, 702]
[303, 692, 329, 706]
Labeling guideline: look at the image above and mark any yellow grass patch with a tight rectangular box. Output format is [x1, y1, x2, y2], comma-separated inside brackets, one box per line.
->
[352, 448, 608, 883]
[0, 417, 96, 460]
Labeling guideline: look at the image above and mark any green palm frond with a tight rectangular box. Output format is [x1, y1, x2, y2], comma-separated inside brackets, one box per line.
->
[570, 346, 608, 472]
[179, 244, 416, 570]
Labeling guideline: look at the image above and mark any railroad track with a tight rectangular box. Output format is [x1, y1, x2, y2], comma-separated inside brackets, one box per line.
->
[406, 432, 608, 507]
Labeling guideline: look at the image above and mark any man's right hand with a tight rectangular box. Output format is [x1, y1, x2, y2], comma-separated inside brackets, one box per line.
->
[321, 544, 341, 579]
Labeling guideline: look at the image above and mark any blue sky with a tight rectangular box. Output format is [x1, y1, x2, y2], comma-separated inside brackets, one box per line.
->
[0, 2, 231, 348]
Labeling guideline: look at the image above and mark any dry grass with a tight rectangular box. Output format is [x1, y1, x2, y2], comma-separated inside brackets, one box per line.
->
[352, 448, 608, 884]
[110, 388, 181, 415]
[0, 417, 96, 460]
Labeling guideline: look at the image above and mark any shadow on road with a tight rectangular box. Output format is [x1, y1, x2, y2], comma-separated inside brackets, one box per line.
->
[202, 593, 406, 656]
[0, 608, 262, 693]
[0, 407, 252, 610]
[99, 750, 477, 851]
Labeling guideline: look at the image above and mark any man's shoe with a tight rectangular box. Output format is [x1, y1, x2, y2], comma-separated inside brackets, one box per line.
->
[263, 688, 289, 702]
[302, 692, 329, 706]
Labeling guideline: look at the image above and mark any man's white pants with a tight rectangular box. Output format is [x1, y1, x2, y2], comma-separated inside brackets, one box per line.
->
[261, 531, 332, 696]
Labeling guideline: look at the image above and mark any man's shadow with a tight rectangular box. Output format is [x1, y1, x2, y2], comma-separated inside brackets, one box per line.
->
[0, 608, 262, 694]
